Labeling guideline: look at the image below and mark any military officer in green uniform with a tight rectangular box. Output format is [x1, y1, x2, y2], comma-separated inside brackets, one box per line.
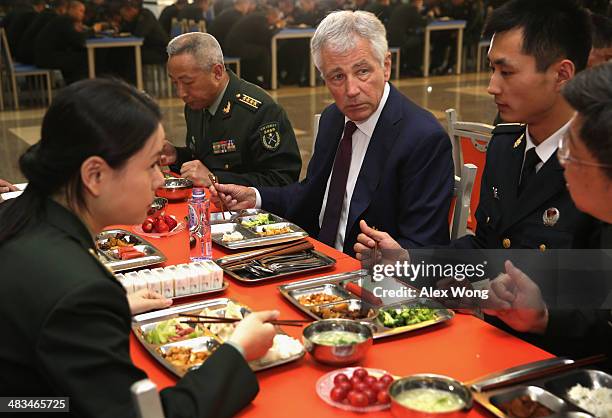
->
[162, 32, 302, 187]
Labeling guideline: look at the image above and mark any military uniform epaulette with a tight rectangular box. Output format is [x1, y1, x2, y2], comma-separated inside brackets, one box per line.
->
[234, 93, 262, 112]
[492, 123, 526, 136]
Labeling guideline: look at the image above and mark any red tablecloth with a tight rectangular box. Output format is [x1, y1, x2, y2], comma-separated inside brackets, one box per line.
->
[124, 200, 552, 417]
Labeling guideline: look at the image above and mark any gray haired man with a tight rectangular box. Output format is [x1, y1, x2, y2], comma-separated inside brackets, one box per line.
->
[161, 32, 301, 187]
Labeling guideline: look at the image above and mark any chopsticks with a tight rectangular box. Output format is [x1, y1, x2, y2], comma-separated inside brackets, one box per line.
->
[478, 354, 607, 392]
[208, 173, 228, 220]
[215, 240, 314, 267]
[180, 313, 310, 327]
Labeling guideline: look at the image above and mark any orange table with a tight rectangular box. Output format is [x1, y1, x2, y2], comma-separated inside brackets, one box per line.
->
[126, 201, 552, 417]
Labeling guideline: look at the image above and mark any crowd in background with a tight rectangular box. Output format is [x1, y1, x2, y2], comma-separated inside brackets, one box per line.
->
[0, 0, 610, 88]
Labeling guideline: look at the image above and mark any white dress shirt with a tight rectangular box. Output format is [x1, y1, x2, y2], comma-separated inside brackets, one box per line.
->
[318, 82, 391, 250]
[523, 119, 572, 175]
[253, 82, 391, 251]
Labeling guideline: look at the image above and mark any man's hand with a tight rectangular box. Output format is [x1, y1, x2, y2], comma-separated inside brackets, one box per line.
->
[127, 289, 173, 315]
[160, 141, 178, 166]
[209, 183, 257, 210]
[483, 260, 548, 334]
[180, 160, 212, 187]
[0, 179, 18, 194]
[354, 220, 403, 261]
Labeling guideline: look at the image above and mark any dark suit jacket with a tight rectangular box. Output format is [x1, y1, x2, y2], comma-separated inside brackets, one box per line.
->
[260, 84, 454, 256]
[451, 124, 599, 250]
[0, 198, 258, 418]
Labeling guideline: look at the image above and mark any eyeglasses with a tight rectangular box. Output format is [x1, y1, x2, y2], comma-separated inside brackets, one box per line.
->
[557, 134, 612, 168]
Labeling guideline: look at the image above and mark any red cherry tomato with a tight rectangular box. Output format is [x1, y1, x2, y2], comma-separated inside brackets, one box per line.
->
[363, 388, 377, 405]
[380, 374, 394, 388]
[333, 373, 349, 386]
[347, 390, 369, 407]
[330, 387, 348, 402]
[353, 368, 368, 380]
[141, 221, 154, 233]
[338, 381, 352, 393]
[354, 382, 369, 393]
[350, 376, 362, 387]
[164, 215, 178, 231]
[364, 375, 378, 387]
[155, 219, 169, 233]
[377, 390, 391, 404]
[372, 381, 387, 394]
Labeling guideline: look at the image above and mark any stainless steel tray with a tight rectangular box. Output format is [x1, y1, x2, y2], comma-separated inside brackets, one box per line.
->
[210, 210, 308, 249]
[96, 229, 166, 272]
[132, 298, 305, 376]
[469, 361, 611, 418]
[278, 271, 455, 340]
[471, 371, 610, 418]
[221, 250, 336, 283]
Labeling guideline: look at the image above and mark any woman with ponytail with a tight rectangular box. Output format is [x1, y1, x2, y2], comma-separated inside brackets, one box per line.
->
[0, 79, 278, 418]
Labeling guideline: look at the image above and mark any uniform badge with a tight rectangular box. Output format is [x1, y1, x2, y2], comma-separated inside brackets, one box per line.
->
[212, 140, 237, 154]
[492, 186, 499, 199]
[259, 122, 281, 151]
[543, 207, 560, 227]
[222, 100, 232, 117]
[513, 134, 524, 148]
[236, 93, 261, 111]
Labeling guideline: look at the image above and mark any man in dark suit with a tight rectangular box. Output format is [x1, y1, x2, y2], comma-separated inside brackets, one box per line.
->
[16, 0, 68, 64]
[212, 10, 454, 256]
[355, 0, 599, 257]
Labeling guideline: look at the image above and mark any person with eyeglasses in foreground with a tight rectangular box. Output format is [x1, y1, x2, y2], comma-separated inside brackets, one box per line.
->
[0, 79, 278, 418]
[484, 62, 612, 368]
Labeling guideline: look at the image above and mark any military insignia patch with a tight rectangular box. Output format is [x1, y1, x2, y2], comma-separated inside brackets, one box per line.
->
[513, 133, 525, 148]
[222, 101, 231, 116]
[259, 122, 281, 151]
[543, 207, 560, 227]
[236, 93, 262, 111]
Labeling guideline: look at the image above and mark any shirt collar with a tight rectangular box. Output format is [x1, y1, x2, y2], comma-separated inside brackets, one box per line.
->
[207, 78, 230, 116]
[525, 118, 573, 164]
[344, 82, 390, 138]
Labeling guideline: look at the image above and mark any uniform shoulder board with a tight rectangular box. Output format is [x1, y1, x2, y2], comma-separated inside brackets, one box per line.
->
[492, 122, 526, 136]
[235, 93, 262, 112]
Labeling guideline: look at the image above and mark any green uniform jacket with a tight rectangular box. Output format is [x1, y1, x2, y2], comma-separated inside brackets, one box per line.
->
[0, 198, 258, 418]
[175, 70, 302, 187]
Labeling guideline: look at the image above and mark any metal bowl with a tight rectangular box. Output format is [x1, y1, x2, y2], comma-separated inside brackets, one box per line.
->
[147, 197, 168, 217]
[302, 319, 373, 366]
[389, 374, 472, 418]
[155, 177, 193, 201]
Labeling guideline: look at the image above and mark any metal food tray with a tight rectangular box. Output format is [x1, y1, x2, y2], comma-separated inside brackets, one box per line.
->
[469, 364, 611, 418]
[210, 210, 308, 249]
[132, 298, 305, 376]
[221, 250, 336, 283]
[278, 271, 455, 340]
[96, 229, 166, 272]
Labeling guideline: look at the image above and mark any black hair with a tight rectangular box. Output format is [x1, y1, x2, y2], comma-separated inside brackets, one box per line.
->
[0, 78, 161, 243]
[484, 0, 592, 72]
[562, 62, 612, 179]
[591, 13, 612, 49]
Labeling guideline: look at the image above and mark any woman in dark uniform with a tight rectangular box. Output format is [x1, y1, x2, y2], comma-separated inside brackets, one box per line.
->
[0, 78, 278, 418]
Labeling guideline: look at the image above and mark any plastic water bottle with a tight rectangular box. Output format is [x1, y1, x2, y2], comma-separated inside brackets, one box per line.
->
[188, 188, 212, 261]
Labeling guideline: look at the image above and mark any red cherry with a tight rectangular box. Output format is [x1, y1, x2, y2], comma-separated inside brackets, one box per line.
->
[354, 382, 369, 393]
[330, 387, 348, 402]
[372, 381, 387, 394]
[155, 219, 169, 233]
[333, 373, 349, 386]
[377, 390, 391, 404]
